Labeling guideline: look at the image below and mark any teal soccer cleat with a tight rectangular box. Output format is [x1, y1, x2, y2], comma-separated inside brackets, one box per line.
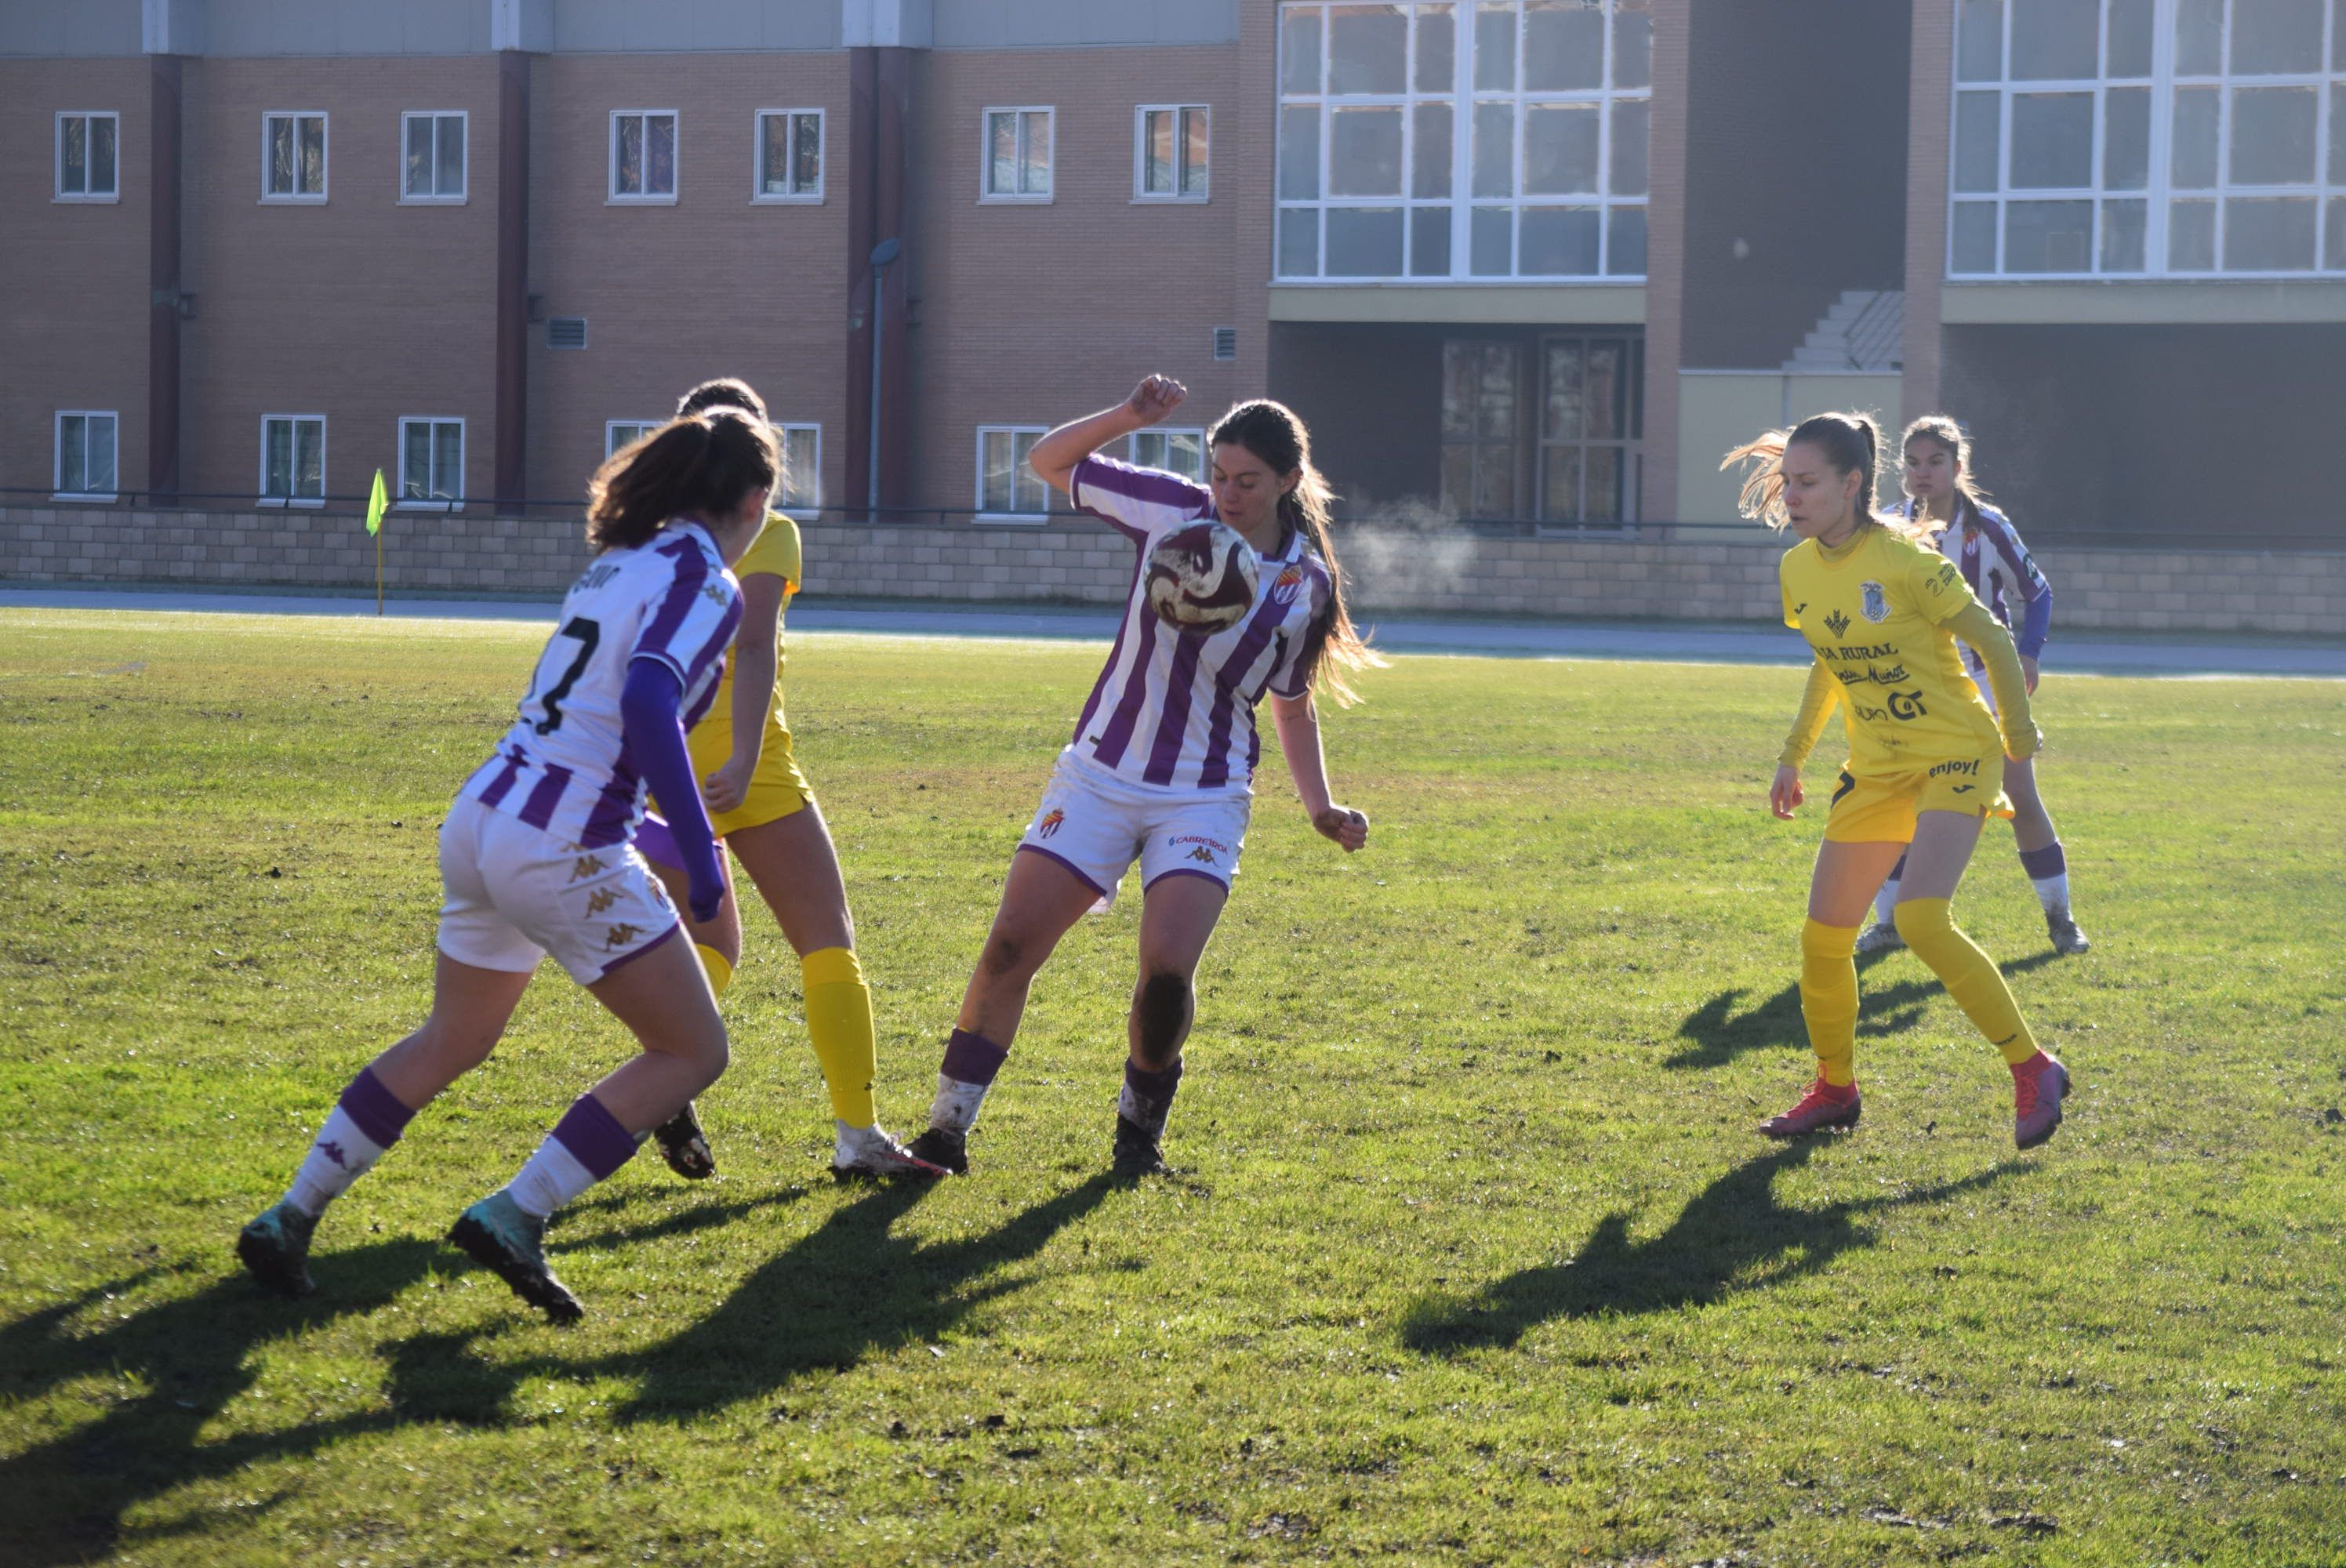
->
[236, 1199, 320, 1299]
[448, 1191, 584, 1323]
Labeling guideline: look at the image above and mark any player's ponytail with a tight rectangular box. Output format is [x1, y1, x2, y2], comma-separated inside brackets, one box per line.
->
[585, 408, 780, 554]
[1211, 399, 1385, 707]
[1901, 412, 1996, 527]
[1721, 410, 1923, 542]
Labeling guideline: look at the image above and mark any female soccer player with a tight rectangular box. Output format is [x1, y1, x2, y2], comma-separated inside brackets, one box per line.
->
[235, 409, 779, 1320]
[1726, 411, 2071, 1149]
[634, 379, 942, 1183]
[1854, 416, 2088, 956]
[906, 376, 1378, 1178]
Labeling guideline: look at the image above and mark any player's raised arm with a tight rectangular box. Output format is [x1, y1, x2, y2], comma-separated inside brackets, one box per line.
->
[1027, 375, 1186, 495]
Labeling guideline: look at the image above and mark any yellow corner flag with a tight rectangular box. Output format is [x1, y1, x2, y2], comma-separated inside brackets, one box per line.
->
[366, 468, 388, 615]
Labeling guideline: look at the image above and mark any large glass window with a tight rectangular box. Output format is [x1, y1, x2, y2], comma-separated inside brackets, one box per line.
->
[402, 112, 465, 201]
[611, 111, 678, 201]
[976, 426, 1050, 518]
[399, 418, 464, 507]
[56, 113, 119, 201]
[1441, 336, 1642, 520]
[260, 416, 325, 504]
[1278, 2, 1651, 280]
[982, 108, 1054, 201]
[777, 424, 821, 514]
[54, 412, 118, 499]
[1131, 428, 1208, 479]
[263, 112, 327, 201]
[757, 110, 823, 201]
[1952, 0, 2345, 276]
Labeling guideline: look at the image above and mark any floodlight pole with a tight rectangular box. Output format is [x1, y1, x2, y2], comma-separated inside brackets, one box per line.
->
[866, 236, 901, 526]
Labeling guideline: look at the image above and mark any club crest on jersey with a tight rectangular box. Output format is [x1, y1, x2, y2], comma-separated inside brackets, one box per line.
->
[1037, 808, 1065, 839]
[1823, 608, 1853, 640]
[1269, 564, 1306, 606]
[1861, 581, 1890, 622]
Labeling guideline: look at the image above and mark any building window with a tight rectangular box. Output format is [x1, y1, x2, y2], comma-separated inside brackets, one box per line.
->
[260, 416, 325, 504]
[776, 423, 822, 514]
[606, 419, 662, 458]
[263, 112, 328, 201]
[976, 426, 1050, 517]
[756, 110, 823, 200]
[1137, 105, 1210, 200]
[399, 418, 464, 508]
[1441, 341, 1523, 517]
[56, 112, 119, 201]
[1536, 333, 1641, 522]
[1951, 0, 2346, 277]
[1131, 428, 1208, 480]
[982, 107, 1054, 201]
[1276, 1, 1651, 281]
[402, 111, 466, 201]
[611, 111, 679, 202]
[54, 412, 118, 499]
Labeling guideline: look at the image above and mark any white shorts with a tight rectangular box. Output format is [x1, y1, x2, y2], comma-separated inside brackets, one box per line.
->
[1016, 753, 1249, 912]
[436, 796, 682, 984]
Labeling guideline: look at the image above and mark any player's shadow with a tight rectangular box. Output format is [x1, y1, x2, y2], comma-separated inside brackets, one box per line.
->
[1666, 949, 2059, 1072]
[1400, 1143, 2020, 1354]
[0, 1238, 442, 1567]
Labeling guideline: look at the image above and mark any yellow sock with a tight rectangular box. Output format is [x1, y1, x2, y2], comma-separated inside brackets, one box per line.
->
[1893, 897, 2039, 1065]
[802, 946, 877, 1127]
[694, 943, 735, 999]
[1799, 919, 1861, 1087]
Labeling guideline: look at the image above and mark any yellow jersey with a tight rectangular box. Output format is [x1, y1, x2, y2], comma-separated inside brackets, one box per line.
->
[1778, 525, 2000, 775]
[703, 509, 801, 738]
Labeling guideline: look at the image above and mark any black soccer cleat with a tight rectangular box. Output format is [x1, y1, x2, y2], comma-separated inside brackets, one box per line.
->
[236, 1200, 319, 1299]
[1110, 1114, 1174, 1178]
[652, 1100, 716, 1180]
[448, 1192, 585, 1324]
[905, 1126, 969, 1176]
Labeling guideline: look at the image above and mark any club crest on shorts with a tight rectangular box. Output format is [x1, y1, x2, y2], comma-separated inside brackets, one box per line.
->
[1860, 581, 1890, 622]
[1037, 808, 1065, 839]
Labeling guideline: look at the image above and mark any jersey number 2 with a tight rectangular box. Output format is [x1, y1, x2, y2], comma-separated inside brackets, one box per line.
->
[532, 616, 601, 735]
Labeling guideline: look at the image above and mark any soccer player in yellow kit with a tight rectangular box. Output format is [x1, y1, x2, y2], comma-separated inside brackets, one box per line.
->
[1724, 412, 2072, 1149]
[636, 378, 942, 1181]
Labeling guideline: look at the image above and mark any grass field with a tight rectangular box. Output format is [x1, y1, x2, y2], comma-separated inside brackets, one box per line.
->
[2, 606, 2342, 1567]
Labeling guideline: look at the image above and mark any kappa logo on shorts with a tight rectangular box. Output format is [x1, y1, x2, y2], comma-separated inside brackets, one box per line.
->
[1269, 564, 1306, 606]
[1823, 608, 1852, 639]
[1037, 808, 1065, 839]
[570, 855, 609, 882]
[1861, 581, 1890, 622]
[1187, 846, 1218, 866]
[603, 922, 645, 949]
[585, 887, 620, 916]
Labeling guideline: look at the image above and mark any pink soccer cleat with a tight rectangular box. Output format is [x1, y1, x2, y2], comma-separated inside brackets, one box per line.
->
[1758, 1079, 1862, 1138]
[2012, 1051, 2071, 1149]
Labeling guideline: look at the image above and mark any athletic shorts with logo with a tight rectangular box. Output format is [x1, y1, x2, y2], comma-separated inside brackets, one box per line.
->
[1016, 751, 1249, 911]
[436, 796, 682, 982]
[1823, 743, 2014, 845]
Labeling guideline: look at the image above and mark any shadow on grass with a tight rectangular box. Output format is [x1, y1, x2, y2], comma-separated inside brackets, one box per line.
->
[1401, 1143, 2022, 1353]
[1666, 949, 2060, 1072]
[0, 1238, 443, 1567]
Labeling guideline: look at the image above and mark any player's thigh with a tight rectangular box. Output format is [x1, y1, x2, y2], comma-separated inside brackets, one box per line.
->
[587, 930, 727, 1071]
[730, 803, 854, 957]
[1895, 810, 1989, 902]
[975, 848, 1106, 983]
[1808, 838, 1911, 927]
[1135, 871, 1230, 982]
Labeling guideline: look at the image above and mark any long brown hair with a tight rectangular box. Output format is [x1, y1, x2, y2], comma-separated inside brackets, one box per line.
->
[1720, 410, 1927, 543]
[584, 408, 779, 554]
[1210, 398, 1384, 706]
[1901, 412, 1994, 524]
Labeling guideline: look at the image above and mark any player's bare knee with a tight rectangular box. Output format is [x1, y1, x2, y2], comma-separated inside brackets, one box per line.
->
[1135, 971, 1191, 1061]
[979, 931, 1028, 982]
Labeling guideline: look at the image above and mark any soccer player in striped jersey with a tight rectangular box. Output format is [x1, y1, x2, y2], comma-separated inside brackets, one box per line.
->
[908, 376, 1379, 1178]
[633, 379, 942, 1185]
[1854, 416, 2088, 956]
[1727, 412, 2072, 1150]
[235, 410, 779, 1320]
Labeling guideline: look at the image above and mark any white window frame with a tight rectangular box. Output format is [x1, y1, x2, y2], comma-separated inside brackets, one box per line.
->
[1275, 1, 1652, 282]
[975, 425, 1051, 522]
[605, 419, 663, 459]
[397, 416, 465, 511]
[609, 109, 680, 205]
[53, 410, 120, 502]
[1135, 104, 1211, 202]
[980, 106, 1055, 203]
[1948, 0, 2344, 278]
[261, 111, 329, 203]
[400, 110, 467, 203]
[55, 111, 121, 203]
[258, 414, 327, 507]
[753, 108, 825, 202]
[775, 422, 823, 517]
[1130, 427, 1209, 481]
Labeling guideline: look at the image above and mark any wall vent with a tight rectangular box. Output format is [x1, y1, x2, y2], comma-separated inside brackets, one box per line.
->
[547, 317, 588, 350]
[1211, 325, 1236, 361]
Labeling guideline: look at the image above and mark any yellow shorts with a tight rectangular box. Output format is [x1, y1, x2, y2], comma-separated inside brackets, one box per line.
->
[654, 720, 815, 839]
[1823, 749, 2013, 845]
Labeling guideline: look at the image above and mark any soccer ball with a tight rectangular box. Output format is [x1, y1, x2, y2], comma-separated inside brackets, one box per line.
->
[1145, 522, 1258, 635]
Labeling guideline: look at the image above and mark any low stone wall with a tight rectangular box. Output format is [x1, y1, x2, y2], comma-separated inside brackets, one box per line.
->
[2, 503, 2341, 636]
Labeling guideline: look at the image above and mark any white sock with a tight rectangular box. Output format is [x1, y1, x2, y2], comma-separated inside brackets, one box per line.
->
[834, 1119, 879, 1162]
[930, 1075, 991, 1134]
[1872, 877, 1901, 927]
[285, 1106, 390, 1217]
[2032, 871, 2072, 916]
[505, 1138, 599, 1219]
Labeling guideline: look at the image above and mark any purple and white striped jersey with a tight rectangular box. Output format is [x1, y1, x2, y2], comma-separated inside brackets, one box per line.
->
[1066, 454, 1333, 797]
[457, 521, 743, 848]
[1895, 494, 2052, 672]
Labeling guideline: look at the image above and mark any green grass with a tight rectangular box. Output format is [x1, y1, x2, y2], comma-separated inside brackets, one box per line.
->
[2, 607, 2343, 1567]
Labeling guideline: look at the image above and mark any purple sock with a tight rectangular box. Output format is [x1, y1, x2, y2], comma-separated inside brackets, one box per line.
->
[339, 1065, 417, 1148]
[1119, 1057, 1185, 1136]
[550, 1094, 640, 1180]
[2019, 841, 2067, 880]
[941, 1028, 1008, 1086]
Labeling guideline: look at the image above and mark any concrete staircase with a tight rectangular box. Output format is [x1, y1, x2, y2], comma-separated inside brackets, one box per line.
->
[1785, 289, 1904, 373]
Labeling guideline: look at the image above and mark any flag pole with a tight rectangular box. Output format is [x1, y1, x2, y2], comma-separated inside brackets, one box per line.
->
[376, 524, 383, 615]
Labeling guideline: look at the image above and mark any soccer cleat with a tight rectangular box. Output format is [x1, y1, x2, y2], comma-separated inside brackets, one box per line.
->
[2013, 1051, 2071, 1151]
[448, 1192, 584, 1323]
[1110, 1113, 1174, 1178]
[2046, 909, 2091, 956]
[832, 1126, 950, 1182]
[1853, 920, 1905, 955]
[1757, 1079, 1863, 1138]
[905, 1126, 969, 1176]
[652, 1101, 716, 1181]
[236, 1200, 319, 1299]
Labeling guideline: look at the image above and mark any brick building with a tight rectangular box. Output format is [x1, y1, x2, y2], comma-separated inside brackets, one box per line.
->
[3, 0, 2341, 550]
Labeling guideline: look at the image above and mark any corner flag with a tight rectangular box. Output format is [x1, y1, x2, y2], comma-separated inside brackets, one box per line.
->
[366, 469, 388, 536]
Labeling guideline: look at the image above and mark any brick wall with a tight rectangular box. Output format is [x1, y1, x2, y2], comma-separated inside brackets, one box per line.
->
[5, 503, 2341, 635]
